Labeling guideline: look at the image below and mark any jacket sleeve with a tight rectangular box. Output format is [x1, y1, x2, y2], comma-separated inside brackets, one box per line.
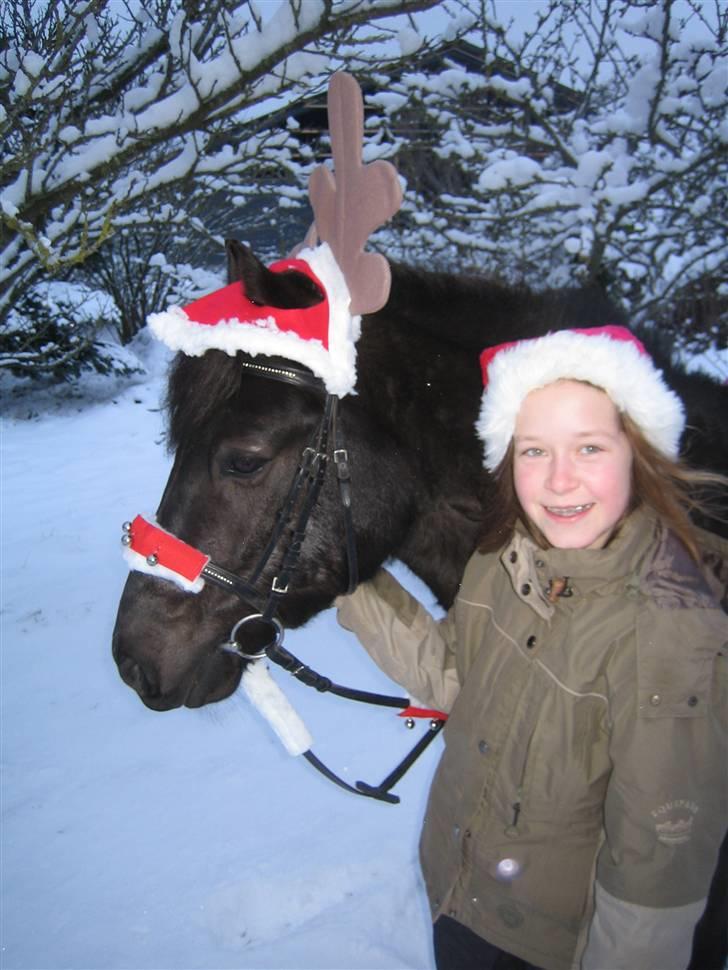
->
[581, 609, 728, 970]
[335, 568, 461, 712]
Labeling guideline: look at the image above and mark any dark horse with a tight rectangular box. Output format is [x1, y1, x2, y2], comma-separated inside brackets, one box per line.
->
[113, 242, 727, 968]
[113, 243, 728, 712]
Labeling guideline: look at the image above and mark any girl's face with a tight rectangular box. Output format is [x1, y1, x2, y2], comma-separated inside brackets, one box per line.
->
[513, 380, 633, 550]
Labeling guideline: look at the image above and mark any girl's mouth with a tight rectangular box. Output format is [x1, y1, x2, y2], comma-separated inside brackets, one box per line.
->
[545, 503, 594, 518]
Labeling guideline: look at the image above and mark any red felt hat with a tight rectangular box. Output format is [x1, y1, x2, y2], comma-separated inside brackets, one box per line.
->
[148, 244, 360, 397]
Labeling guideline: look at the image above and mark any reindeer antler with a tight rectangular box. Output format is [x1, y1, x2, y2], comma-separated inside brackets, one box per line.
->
[307, 72, 403, 316]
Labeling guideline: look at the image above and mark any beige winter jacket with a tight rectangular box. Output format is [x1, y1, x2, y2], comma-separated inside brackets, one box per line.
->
[337, 509, 728, 970]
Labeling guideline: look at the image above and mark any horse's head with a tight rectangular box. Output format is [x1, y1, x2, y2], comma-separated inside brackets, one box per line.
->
[113, 73, 488, 712]
[112, 245, 422, 710]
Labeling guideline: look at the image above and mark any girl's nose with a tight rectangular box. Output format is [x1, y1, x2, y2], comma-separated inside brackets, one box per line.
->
[546, 454, 578, 493]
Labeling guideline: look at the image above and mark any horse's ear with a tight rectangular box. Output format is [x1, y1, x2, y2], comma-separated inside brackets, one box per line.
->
[306, 72, 403, 316]
[225, 238, 323, 309]
[225, 239, 260, 285]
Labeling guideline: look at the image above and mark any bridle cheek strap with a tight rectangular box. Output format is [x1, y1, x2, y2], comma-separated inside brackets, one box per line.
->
[122, 515, 209, 593]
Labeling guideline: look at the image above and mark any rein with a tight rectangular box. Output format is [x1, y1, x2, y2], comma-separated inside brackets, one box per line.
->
[123, 360, 446, 804]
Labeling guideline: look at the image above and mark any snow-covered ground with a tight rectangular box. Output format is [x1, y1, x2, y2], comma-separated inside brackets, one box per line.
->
[1, 336, 445, 970]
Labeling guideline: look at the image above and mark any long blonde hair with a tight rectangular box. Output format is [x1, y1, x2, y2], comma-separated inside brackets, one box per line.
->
[477, 412, 727, 560]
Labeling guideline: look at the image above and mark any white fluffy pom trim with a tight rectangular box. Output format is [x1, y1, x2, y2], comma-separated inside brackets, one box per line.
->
[476, 330, 685, 471]
[148, 243, 360, 398]
[241, 661, 313, 757]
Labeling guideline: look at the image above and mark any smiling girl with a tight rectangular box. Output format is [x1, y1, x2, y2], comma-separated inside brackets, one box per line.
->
[337, 327, 727, 970]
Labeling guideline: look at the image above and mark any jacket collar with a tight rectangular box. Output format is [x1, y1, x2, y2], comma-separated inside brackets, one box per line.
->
[501, 509, 659, 619]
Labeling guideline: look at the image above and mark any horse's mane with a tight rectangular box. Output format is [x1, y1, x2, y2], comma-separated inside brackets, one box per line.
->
[385, 262, 626, 352]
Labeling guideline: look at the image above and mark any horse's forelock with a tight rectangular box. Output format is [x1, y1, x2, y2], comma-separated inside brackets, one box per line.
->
[165, 350, 245, 451]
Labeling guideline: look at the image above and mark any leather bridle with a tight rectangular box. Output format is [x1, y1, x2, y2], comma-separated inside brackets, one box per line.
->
[122, 360, 446, 803]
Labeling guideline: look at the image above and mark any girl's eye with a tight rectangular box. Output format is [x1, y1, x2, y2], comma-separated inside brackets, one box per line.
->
[581, 444, 602, 455]
[521, 447, 544, 457]
[221, 453, 268, 478]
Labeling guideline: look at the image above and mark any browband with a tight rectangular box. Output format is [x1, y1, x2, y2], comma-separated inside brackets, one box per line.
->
[238, 359, 326, 394]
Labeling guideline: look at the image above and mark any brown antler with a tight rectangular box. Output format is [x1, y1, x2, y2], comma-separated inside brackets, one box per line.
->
[307, 72, 403, 316]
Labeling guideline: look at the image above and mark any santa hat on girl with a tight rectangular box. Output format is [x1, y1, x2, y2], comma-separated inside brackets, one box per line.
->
[147, 73, 402, 398]
[476, 325, 686, 472]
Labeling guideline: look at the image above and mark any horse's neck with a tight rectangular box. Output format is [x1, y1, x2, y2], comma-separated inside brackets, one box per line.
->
[357, 313, 486, 608]
[396, 496, 484, 608]
[385, 263, 538, 352]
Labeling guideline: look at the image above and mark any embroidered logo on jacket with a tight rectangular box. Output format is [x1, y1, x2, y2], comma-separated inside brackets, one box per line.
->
[651, 799, 698, 845]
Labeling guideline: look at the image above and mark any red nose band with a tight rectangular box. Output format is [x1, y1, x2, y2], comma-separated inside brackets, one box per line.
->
[121, 515, 209, 592]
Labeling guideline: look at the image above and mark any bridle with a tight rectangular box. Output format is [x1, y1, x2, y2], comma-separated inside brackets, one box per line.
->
[122, 360, 446, 804]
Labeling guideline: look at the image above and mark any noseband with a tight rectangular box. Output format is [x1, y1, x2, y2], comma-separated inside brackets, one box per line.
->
[122, 359, 445, 803]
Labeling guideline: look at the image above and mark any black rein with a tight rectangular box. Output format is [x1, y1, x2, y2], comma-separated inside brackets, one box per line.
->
[199, 359, 445, 804]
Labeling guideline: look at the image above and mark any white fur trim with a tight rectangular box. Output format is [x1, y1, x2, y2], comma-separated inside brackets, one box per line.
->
[476, 330, 685, 470]
[122, 545, 205, 593]
[148, 243, 360, 397]
[241, 661, 313, 756]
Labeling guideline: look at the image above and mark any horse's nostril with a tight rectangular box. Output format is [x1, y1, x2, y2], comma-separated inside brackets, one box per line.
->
[117, 654, 160, 699]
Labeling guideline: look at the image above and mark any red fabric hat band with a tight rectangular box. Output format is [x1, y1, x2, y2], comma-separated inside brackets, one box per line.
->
[181, 259, 330, 349]
[127, 515, 209, 584]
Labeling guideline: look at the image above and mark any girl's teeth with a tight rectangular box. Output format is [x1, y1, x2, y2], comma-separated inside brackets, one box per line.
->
[547, 504, 593, 516]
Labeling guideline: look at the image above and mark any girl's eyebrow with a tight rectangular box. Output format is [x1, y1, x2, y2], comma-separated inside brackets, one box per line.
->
[514, 429, 620, 442]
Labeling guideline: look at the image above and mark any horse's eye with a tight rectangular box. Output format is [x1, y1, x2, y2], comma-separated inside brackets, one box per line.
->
[221, 453, 267, 478]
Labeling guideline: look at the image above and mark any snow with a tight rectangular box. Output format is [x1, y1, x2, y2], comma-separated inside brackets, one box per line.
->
[0, 340, 443, 970]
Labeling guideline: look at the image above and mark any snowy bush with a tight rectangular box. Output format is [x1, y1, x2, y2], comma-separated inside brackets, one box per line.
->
[0, 282, 143, 383]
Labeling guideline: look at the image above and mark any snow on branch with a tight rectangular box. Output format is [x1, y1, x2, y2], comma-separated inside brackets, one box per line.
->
[373, 0, 726, 346]
[0, 0, 444, 322]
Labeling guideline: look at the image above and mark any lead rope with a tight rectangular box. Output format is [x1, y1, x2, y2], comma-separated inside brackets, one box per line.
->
[242, 394, 445, 802]
[128, 363, 447, 803]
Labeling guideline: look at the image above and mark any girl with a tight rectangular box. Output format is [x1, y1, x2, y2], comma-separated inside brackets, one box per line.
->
[336, 327, 727, 970]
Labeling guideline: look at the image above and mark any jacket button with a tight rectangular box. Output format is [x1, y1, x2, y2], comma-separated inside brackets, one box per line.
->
[650, 693, 661, 706]
[526, 635, 537, 649]
[535, 559, 545, 568]
[510, 551, 517, 563]
[521, 583, 531, 595]
[687, 695, 698, 707]
[478, 739, 490, 754]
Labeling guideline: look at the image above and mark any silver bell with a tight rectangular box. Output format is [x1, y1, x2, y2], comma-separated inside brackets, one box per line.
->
[146, 553, 159, 566]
